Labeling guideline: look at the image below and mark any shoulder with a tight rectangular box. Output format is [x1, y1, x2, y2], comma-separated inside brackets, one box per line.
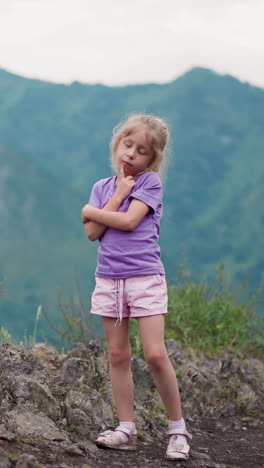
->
[130, 171, 163, 211]
[135, 171, 162, 189]
[92, 176, 115, 190]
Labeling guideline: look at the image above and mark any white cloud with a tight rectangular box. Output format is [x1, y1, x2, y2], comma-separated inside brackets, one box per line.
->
[0, 0, 263, 87]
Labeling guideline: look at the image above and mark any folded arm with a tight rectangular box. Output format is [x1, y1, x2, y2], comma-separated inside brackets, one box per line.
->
[83, 167, 137, 241]
[82, 198, 150, 233]
[84, 193, 124, 241]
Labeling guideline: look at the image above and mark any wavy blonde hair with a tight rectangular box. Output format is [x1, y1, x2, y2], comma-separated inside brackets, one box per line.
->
[110, 114, 169, 174]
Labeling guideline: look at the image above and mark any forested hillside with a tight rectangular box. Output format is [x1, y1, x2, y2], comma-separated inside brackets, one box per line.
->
[0, 145, 97, 337]
[0, 67, 263, 339]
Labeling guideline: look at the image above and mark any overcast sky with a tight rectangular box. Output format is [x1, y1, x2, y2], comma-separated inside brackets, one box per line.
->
[0, 0, 264, 87]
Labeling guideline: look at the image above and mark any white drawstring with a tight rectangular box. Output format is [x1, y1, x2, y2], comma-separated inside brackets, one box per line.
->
[114, 279, 124, 327]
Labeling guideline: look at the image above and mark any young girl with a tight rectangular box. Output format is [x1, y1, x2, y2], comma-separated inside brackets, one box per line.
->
[82, 115, 192, 460]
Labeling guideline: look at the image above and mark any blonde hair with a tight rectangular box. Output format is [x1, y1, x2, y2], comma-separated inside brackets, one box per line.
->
[110, 114, 169, 174]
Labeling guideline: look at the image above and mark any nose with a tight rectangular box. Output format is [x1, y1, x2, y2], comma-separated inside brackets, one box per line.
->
[127, 145, 136, 158]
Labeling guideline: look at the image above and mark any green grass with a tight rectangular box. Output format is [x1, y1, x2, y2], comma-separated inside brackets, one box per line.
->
[0, 282, 15, 344]
[165, 264, 264, 357]
[128, 264, 264, 358]
[41, 285, 101, 350]
[1, 265, 263, 359]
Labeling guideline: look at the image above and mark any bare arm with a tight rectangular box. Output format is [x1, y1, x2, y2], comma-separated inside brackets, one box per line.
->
[83, 165, 136, 241]
[84, 194, 123, 241]
[82, 198, 150, 232]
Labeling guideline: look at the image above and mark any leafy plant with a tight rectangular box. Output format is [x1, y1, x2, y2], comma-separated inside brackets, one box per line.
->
[0, 304, 43, 347]
[65, 424, 76, 432]
[165, 263, 264, 357]
[40, 263, 264, 358]
[43, 281, 101, 350]
[0, 327, 14, 344]
[23, 305, 43, 347]
[129, 320, 144, 358]
[6, 452, 21, 463]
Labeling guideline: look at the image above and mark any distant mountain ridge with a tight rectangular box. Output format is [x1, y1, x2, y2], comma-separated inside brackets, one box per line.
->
[0, 145, 97, 337]
[0, 67, 263, 338]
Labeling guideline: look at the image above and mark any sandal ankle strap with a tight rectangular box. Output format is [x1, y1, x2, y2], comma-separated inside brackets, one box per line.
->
[167, 428, 192, 439]
[115, 425, 137, 436]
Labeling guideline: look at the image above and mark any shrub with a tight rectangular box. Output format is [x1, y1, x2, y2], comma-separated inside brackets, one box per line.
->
[43, 287, 101, 350]
[165, 264, 264, 357]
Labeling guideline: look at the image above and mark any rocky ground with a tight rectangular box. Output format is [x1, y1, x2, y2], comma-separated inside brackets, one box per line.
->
[0, 416, 264, 467]
[0, 341, 263, 468]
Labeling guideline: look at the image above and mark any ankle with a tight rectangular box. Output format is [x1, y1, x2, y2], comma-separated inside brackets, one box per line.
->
[119, 421, 136, 432]
[115, 421, 135, 444]
[168, 418, 186, 431]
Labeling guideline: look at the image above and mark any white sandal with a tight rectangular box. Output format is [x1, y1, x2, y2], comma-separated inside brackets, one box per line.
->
[165, 428, 192, 460]
[95, 426, 137, 451]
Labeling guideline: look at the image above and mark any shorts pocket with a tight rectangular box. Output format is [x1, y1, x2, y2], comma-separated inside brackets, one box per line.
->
[127, 275, 167, 309]
[91, 277, 116, 312]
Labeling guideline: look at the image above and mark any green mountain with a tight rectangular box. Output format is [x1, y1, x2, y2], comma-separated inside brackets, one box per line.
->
[0, 66, 263, 339]
[0, 145, 97, 338]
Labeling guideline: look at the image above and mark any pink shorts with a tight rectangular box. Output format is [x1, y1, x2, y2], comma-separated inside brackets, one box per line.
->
[91, 275, 168, 325]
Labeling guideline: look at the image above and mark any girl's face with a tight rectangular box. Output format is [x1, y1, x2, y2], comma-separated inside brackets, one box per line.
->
[114, 126, 154, 177]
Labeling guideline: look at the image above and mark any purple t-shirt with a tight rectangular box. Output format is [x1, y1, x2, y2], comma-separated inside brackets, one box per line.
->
[89, 171, 165, 279]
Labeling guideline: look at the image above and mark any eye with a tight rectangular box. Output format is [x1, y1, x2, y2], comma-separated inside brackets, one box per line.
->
[124, 139, 132, 147]
[138, 147, 147, 155]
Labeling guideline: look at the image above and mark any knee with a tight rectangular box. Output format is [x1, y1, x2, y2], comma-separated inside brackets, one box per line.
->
[144, 349, 168, 370]
[109, 346, 131, 368]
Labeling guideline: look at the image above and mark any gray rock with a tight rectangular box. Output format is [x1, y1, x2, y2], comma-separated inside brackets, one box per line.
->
[0, 424, 16, 441]
[165, 339, 189, 366]
[77, 440, 98, 458]
[0, 454, 12, 468]
[61, 342, 110, 395]
[15, 454, 39, 468]
[0, 343, 61, 421]
[243, 358, 264, 390]
[210, 464, 227, 468]
[236, 383, 257, 410]
[220, 351, 243, 376]
[65, 387, 114, 436]
[191, 449, 211, 461]
[219, 403, 236, 417]
[30, 343, 64, 372]
[131, 357, 154, 400]
[0, 340, 263, 468]
[59, 465, 73, 468]
[4, 408, 69, 441]
[65, 443, 84, 456]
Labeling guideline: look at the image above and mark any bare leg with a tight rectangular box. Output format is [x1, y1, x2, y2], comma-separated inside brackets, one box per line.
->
[102, 317, 134, 421]
[137, 315, 182, 420]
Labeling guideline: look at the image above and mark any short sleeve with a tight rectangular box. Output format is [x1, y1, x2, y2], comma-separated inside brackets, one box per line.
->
[129, 172, 162, 212]
[88, 181, 102, 209]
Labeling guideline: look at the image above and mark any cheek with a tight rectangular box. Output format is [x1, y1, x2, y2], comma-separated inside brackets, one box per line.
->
[112, 153, 119, 169]
[145, 154, 154, 167]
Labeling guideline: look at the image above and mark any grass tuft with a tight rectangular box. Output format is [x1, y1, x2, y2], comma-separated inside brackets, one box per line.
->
[165, 264, 264, 357]
[1, 264, 263, 359]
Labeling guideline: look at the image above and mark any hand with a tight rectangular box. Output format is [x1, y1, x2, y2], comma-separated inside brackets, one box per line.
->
[82, 204, 92, 224]
[115, 164, 136, 201]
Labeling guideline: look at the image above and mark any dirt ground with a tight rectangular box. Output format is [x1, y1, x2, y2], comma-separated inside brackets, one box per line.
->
[0, 416, 263, 468]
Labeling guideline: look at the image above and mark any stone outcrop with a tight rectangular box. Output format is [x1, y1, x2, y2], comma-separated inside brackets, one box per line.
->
[0, 340, 263, 467]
